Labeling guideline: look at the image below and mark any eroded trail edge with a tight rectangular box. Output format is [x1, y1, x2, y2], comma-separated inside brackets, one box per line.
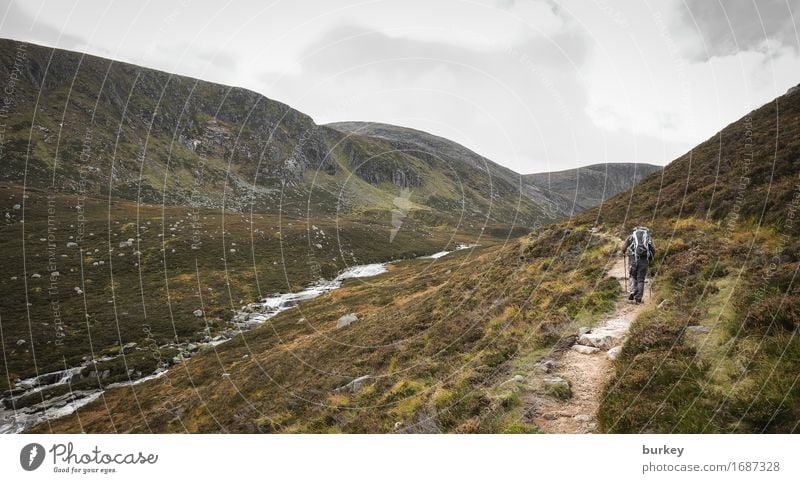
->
[531, 257, 654, 433]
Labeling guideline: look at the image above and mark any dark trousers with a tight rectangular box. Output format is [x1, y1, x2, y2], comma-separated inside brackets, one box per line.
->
[630, 257, 649, 302]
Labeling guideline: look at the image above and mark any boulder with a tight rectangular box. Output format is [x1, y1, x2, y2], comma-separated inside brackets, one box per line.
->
[336, 313, 358, 329]
[335, 375, 371, 393]
[571, 344, 600, 355]
[578, 329, 625, 350]
[607, 346, 622, 360]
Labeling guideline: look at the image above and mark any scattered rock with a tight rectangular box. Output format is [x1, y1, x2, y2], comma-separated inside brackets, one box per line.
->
[657, 299, 670, 309]
[31, 273, 41, 279]
[66, 241, 77, 248]
[193, 309, 204, 317]
[685, 325, 709, 334]
[336, 313, 358, 329]
[607, 346, 622, 360]
[534, 359, 555, 374]
[571, 344, 600, 355]
[16, 339, 26, 346]
[512, 374, 525, 383]
[574, 414, 592, 422]
[122, 342, 137, 354]
[578, 327, 590, 335]
[335, 375, 371, 393]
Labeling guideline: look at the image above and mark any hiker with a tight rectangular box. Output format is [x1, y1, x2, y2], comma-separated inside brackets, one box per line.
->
[621, 226, 655, 304]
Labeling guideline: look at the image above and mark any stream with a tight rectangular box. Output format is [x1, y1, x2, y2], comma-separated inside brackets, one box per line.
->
[0, 243, 477, 433]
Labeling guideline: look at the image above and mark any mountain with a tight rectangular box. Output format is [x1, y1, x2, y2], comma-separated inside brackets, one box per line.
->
[327, 121, 577, 218]
[524, 163, 662, 214]
[0, 38, 666, 428]
[27, 81, 800, 434]
[0, 38, 558, 231]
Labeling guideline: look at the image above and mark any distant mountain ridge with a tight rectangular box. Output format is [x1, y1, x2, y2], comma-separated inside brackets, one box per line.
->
[328, 121, 657, 217]
[524, 162, 662, 214]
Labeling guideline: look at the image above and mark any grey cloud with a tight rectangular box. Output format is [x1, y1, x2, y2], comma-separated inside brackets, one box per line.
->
[0, 0, 87, 52]
[290, 22, 589, 77]
[258, 23, 595, 172]
[680, 0, 799, 60]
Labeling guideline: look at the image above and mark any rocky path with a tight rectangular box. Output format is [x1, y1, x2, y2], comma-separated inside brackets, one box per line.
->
[532, 257, 654, 433]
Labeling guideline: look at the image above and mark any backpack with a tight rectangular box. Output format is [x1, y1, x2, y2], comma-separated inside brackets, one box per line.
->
[631, 228, 652, 261]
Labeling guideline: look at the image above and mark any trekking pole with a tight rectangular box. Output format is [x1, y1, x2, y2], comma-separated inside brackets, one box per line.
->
[623, 254, 627, 293]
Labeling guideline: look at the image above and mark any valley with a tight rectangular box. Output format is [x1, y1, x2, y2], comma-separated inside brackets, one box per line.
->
[1, 38, 797, 434]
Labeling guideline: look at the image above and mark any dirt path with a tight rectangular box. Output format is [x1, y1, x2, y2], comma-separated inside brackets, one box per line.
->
[531, 257, 654, 433]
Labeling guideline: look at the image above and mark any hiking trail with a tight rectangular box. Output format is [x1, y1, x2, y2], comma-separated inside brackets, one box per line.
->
[530, 256, 655, 433]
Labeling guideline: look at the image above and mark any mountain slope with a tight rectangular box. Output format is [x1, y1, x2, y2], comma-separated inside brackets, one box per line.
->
[327, 121, 574, 219]
[0, 39, 665, 425]
[0, 38, 556, 230]
[583, 86, 800, 433]
[31, 82, 800, 434]
[524, 162, 662, 214]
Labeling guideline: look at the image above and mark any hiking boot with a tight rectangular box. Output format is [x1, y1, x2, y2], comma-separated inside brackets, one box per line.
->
[635, 299, 642, 304]
[628, 292, 635, 301]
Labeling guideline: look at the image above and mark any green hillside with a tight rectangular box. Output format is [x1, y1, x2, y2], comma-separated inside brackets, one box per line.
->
[32, 82, 800, 434]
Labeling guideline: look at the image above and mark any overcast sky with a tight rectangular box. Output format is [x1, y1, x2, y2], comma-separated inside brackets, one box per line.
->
[2, 0, 798, 173]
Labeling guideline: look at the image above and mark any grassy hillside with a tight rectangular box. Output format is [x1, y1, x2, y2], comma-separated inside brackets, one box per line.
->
[0, 38, 553, 394]
[31, 224, 623, 433]
[31, 84, 800, 434]
[585, 86, 800, 433]
[9, 37, 796, 434]
[0, 183, 481, 392]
